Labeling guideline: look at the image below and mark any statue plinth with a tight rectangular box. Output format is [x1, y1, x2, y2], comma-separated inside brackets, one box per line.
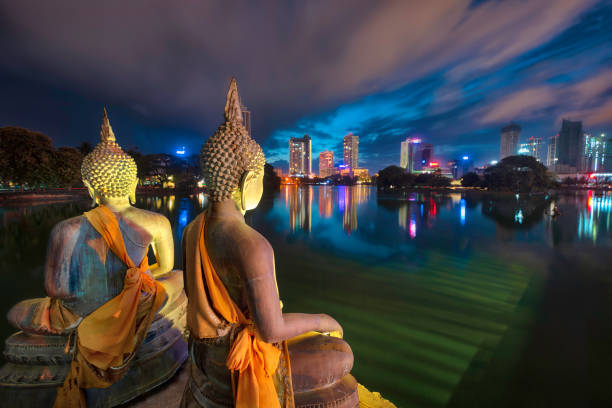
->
[0, 271, 188, 407]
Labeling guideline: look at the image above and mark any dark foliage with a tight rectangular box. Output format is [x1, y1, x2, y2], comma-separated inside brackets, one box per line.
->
[483, 155, 554, 192]
[377, 165, 451, 189]
[263, 163, 281, 194]
[461, 172, 481, 187]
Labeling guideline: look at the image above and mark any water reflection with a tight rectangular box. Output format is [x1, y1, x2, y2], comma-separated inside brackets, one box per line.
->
[285, 185, 312, 232]
[283, 185, 371, 234]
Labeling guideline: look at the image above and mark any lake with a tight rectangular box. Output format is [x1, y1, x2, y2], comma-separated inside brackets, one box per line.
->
[1, 186, 611, 407]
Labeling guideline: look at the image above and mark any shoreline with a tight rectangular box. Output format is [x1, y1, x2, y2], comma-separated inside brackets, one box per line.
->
[0, 185, 607, 205]
[0, 188, 206, 205]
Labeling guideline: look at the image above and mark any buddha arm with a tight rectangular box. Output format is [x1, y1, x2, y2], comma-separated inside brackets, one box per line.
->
[241, 237, 342, 344]
[150, 215, 174, 277]
[8, 219, 82, 334]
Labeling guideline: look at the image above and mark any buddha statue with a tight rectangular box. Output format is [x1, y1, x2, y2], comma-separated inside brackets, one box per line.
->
[180, 78, 358, 408]
[0, 110, 187, 407]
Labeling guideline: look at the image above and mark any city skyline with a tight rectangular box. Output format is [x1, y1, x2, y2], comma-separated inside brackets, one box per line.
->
[1, 2, 611, 174]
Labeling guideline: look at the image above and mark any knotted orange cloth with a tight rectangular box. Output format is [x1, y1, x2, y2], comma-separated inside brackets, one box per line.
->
[196, 214, 282, 408]
[53, 205, 167, 408]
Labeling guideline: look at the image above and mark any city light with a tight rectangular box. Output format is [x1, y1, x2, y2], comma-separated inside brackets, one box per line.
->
[462, 156, 469, 160]
[429, 162, 439, 167]
[176, 146, 186, 155]
[490, 160, 498, 165]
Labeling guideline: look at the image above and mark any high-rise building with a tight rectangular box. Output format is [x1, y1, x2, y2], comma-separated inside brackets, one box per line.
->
[288, 135, 312, 176]
[582, 133, 607, 172]
[556, 119, 584, 171]
[318, 150, 334, 178]
[518, 136, 544, 162]
[240, 103, 252, 137]
[400, 138, 420, 173]
[343, 133, 359, 169]
[448, 160, 460, 179]
[604, 134, 612, 172]
[416, 143, 433, 169]
[500, 123, 521, 159]
[547, 134, 558, 168]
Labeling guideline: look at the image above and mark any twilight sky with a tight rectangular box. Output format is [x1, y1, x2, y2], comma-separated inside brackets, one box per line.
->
[1, 0, 611, 173]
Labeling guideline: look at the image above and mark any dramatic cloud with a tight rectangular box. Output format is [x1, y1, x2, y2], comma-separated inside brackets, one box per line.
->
[0, 0, 610, 171]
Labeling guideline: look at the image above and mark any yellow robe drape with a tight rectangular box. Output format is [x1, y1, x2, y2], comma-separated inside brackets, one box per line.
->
[53, 205, 166, 408]
[196, 214, 283, 408]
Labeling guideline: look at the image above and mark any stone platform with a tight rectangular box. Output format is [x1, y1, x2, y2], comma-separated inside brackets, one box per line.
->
[124, 364, 396, 408]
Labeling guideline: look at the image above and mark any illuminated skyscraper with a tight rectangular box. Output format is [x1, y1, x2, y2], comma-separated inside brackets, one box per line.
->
[604, 134, 612, 172]
[547, 134, 558, 168]
[518, 136, 544, 161]
[400, 138, 420, 173]
[318, 150, 334, 178]
[343, 133, 359, 168]
[289, 135, 312, 176]
[416, 143, 433, 169]
[557, 119, 584, 171]
[500, 123, 521, 159]
[240, 103, 252, 137]
[582, 133, 607, 172]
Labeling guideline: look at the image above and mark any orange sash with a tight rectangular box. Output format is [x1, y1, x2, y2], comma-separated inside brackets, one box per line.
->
[54, 205, 166, 407]
[197, 215, 282, 408]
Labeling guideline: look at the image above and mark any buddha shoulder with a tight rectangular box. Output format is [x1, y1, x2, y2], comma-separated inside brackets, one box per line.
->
[49, 215, 88, 241]
[229, 222, 274, 277]
[124, 207, 171, 235]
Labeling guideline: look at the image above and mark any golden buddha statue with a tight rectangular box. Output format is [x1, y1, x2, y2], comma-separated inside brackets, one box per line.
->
[180, 79, 358, 408]
[0, 110, 187, 407]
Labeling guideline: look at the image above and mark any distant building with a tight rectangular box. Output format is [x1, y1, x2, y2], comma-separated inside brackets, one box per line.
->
[604, 134, 612, 172]
[318, 150, 334, 178]
[343, 133, 359, 168]
[338, 165, 352, 177]
[556, 119, 584, 172]
[461, 156, 474, 177]
[518, 136, 544, 162]
[500, 123, 521, 160]
[582, 133, 607, 172]
[400, 138, 420, 173]
[546, 134, 558, 168]
[240, 103, 252, 137]
[289, 135, 312, 176]
[353, 168, 370, 180]
[448, 159, 460, 179]
[416, 143, 433, 169]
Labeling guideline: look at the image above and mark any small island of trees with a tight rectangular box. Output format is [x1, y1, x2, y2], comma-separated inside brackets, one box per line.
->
[377, 155, 556, 192]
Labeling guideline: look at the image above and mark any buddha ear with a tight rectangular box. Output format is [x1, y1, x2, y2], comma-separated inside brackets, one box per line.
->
[83, 180, 98, 207]
[239, 170, 256, 212]
[129, 180, 137, 205]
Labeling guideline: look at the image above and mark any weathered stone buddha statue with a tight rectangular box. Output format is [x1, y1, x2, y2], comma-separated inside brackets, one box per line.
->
[0, 110, 187, 407]
[180, 79, 359, 408]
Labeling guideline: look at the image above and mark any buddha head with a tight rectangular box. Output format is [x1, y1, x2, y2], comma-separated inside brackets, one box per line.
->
[81, 109, 138, 206]
[201, 78, 266, 212]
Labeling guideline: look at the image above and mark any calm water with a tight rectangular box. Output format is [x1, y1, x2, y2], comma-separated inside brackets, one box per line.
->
[1, 187, 612, 407]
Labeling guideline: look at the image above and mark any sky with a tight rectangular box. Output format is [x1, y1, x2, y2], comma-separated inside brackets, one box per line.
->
[1, 0, 611, 173]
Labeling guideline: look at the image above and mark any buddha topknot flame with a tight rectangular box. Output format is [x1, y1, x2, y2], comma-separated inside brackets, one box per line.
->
[201, 78, 265, 202]
[81, 109, 138, 203]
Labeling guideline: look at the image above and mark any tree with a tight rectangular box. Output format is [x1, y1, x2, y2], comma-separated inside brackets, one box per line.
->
[414, 172, 451, 187]
[0, 127, 56, 190]
[483, 155, 553, 192]
[263, 163, 281, 194]
[54, 147, 84, 189]
[77, 142, 93, 156]
[377, 165, 415, 189]
[461, 172, 481, 187]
